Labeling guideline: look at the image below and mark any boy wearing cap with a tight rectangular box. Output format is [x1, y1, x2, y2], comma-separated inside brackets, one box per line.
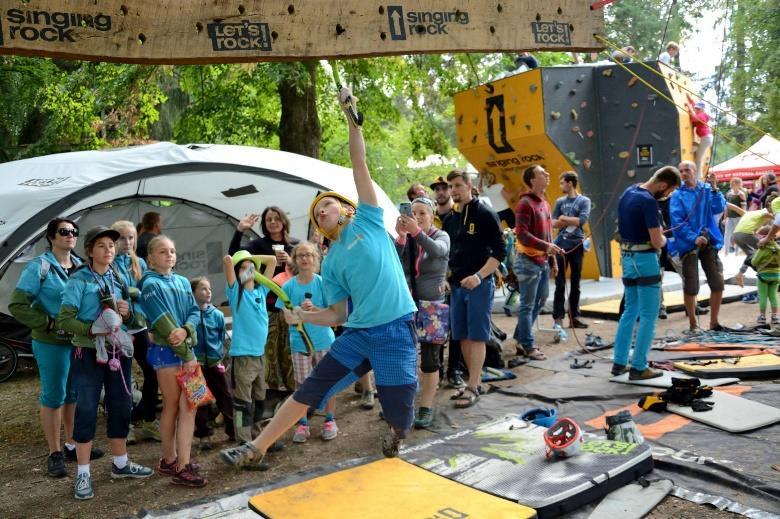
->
[221, 87, 418, 471]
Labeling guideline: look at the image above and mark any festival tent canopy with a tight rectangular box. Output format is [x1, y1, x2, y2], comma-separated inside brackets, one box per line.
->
[710, 134, 780, 182]
[0, 142, 399, 320]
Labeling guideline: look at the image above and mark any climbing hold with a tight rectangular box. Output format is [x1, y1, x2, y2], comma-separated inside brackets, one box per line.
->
[627, 169, 636, 178]
[529, 84, 538, 93]
[555, 81, 564, 89]
[569, 89, 577, 96]
[651, 132, 663, 141]
[580, 101, 587, 108]
[525, 124, 532, 131]
[628, 77, 638, 87]
[583, 159, 592, 169]
[586, 130, 594, 138]
[510, 115, 516, 125]
[631, 102, 639, 109]
[602, 69, 613, 77]
[550, 111, 561, 120]
[576, 74, 586, 83]
[570, 109, 578, 120]
[609, 142, 615, 148]
[473, 117, 479, 125]
[457, 114, 463, 125]
[571, 126, 580, 133]
[670, 148, 678, 155]
[624, 122, 637, 129]
[602, 96, 608, 103]
[618, 151, 630, 159]
[471, 135, 477, 144]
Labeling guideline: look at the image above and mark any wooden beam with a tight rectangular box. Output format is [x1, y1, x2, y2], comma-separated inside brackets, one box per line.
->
[0, 1, 604, 64]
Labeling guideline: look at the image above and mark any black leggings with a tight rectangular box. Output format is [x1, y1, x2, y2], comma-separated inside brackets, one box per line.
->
[131, 330, 158, 423]
[420, 342, 440, 374]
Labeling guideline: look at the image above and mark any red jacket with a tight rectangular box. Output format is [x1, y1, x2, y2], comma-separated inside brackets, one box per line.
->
[514, 192, 553, 266]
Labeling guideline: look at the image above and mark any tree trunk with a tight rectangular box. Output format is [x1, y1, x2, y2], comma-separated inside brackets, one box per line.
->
[278, 61, 321, 159]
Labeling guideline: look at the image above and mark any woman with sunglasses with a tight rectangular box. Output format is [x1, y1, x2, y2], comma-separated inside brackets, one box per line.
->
[9, 218, 104, 478]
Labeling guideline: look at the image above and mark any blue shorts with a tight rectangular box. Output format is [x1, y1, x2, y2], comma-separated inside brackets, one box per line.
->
[293, 314, 417, 436]
[32, 340, 76, 408]
[450, 278, 495, 342]
[147, 344, 182, 370]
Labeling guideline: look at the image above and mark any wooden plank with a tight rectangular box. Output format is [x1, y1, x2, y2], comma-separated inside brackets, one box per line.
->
[0, 1, 604, 64]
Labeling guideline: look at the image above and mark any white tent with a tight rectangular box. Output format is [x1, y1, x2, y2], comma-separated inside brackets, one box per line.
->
[0, 142, 400, 320]
[711, 134, 780, 182]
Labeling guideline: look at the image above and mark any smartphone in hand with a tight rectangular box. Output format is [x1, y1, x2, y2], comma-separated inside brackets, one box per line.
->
[399, 202, 412, 217]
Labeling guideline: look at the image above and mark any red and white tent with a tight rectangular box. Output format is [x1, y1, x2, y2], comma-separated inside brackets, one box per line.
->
[711, 134, 780, 183]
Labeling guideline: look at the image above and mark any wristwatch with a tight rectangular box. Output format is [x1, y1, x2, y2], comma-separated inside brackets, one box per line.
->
[474, 272, 483, 282]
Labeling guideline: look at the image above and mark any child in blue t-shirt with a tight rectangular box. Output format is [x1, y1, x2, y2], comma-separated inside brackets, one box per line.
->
[190, 276, 235, 445]
[276, 241, 337, 442]
[223, 250, 276, 445]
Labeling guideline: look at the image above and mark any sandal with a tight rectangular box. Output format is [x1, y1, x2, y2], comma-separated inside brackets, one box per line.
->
[526, 349, 547, 361]
[453, 387, 480, 409]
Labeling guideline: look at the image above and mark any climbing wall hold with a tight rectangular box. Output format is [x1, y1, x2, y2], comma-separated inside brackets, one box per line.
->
[510, 115, 516, 125]
[550, 111, 561, 120]
[571, 126, 580, 133]
[651, 132, 663, 141]
[627, 169, 636, 178]
[602, 69, 613, 77]
[580, 101, 587, 108]
[671, 149, 678, 155]
[583, 159, 592, 169]
[586, 130, 594, 138]
[525, 124, 532, 131]
[555, 81, 564, 89]
[570, 109, 578, 120]
[569, 89, 577, 96]
[457, 114, 463, 125]
[529, 84, 538, 93]
[576, 74, 586, 83]
[627, 77, 638, 87]
[473, 117, 479, 125]
[618, 151, 630, 159]
[631, 102, 639, 109]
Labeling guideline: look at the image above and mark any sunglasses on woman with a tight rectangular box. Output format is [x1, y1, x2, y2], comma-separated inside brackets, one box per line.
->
[57, 228, 79, 237]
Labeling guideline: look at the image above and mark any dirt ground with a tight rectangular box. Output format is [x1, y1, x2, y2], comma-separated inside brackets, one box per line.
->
[0, 297, 759, 518]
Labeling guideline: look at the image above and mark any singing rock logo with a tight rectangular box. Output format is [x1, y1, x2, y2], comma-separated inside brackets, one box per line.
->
[207, 19, 271, 51]
[18, 177, 69, 187]
[3, 9, 111, 43]
[386, 5, 469, 40]
[485, 95, 515, 154]
[531, 20, 571, 45]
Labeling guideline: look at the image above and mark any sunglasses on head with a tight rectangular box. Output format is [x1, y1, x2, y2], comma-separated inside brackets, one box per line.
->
[57, 228, 79, 237]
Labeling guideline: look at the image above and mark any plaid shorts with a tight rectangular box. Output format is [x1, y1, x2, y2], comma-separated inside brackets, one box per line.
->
[292, 350, 329, 387]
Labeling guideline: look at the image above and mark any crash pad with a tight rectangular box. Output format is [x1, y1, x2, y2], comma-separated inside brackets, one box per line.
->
[673, 353, 780, 379]
[401, 416, 653, 519]
[666, 388, 780, 433]
[588, 478, 673, 519]
[248, 457, 536, 519]
[610, 371, 739, 388]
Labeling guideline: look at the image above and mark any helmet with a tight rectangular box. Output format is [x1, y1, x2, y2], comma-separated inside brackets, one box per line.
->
[544, 417, 583, 459]
[521, 407, 557, 428]
[309, 191, 357, 241]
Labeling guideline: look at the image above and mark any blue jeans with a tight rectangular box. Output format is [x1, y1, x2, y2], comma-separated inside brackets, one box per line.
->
[614, 252, 661, 371]
[71, 347, 133, 443]
[513, 255, 550, 351]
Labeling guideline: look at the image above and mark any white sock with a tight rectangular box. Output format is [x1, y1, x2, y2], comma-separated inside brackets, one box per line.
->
[65, 443, 76, 451]
[113, 454, 128, 469]
[77, 464, 90, 477]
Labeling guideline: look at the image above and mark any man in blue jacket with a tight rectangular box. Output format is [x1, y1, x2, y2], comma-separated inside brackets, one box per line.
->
[669, 160, 727, 332]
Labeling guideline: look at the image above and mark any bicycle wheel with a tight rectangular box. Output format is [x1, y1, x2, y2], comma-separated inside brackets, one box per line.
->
[0, 341, 18, 383]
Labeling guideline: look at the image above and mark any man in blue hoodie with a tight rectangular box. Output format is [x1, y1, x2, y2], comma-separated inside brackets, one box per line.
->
[669, 160, 727, 332]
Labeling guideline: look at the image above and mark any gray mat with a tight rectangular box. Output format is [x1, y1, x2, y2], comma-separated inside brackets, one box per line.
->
[667, 389, 780, 433]
[610, 371, 740, 388]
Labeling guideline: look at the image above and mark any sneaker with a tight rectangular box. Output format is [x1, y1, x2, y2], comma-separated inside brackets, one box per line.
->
[446, 374, 466, 389]
[111, 461, 153, 479]
[611, 363, 628, 377]
[220, 442, 269, 471]
[64, 446, 104, 462]
[758, 314, 767, 325]
[569, 318, 589, 329]
[138, 419, 161, 442]
[47, 451, 66, 478]
[292, 424, 311, 443]
[414, 407, 434, 429]
[321, 420, 338, 441]
[772, 315, 780, 325]
[360, 391, 376, 410]
[171, 463, 207, 487]
[742, 293, 758, 304]
[658, 307, 668, 320]
[628, 368, 664, 380]
[74, 472, 93, 500]
[157, 457, 178, 477]
[381, 425, 401, 458]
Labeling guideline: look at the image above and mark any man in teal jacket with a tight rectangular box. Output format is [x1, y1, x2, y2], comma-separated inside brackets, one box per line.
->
[669, 161, 727, 332]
